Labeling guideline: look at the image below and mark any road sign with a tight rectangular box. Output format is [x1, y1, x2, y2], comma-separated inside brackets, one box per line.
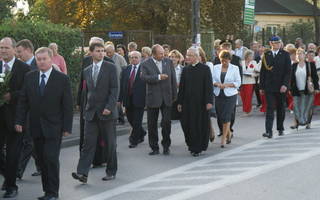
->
[108, 31, 124, 39]
[244, 0, 255, 25]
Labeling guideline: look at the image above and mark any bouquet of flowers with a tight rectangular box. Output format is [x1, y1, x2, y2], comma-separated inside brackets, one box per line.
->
[0, 72, 12, 106]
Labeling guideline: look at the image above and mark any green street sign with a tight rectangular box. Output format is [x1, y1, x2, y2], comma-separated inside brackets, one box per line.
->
[244, 0, 256, 25]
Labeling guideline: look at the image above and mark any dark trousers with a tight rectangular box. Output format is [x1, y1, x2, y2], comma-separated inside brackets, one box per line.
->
[126, 103, 146, 145]
[254, 77, 262, 106]
[147, 103, 171, 151]
[265, 92, 286, 133]
[0, 133, 5, 175]
[77, 118, 117, 176]
[17, 129, 41, 178]
[3, 131, 23, 191]
[218, 106, 236, 133]
[118, 105, 125, 123]
[34, 137, 61, 197]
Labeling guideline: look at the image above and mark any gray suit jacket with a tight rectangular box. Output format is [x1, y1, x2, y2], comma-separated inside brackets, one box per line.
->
[141, 57, 177, 108]
[83, 61, 119, 121]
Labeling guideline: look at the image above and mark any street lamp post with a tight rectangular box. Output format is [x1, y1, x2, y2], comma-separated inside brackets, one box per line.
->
[191, 0, 200, 46]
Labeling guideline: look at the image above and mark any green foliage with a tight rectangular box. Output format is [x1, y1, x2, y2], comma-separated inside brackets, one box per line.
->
[0, 19, 82, 103]
[285, 20, 315, 44]
[0, 0, 15, 23]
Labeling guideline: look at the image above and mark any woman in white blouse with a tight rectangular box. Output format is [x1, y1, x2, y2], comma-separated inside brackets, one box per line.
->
[290, 48, 319, 129]
[168, 49, 184, 87]
[213, 50, 241, 148]
[240, 50, 258, 115]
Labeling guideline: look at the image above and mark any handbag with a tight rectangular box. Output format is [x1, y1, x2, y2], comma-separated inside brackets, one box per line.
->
[307, 62, 315, 94]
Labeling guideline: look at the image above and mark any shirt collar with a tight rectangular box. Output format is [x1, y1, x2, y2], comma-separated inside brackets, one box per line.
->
[3, 57, 16, 70]
[93, 60, 103, 68]
[152, 57, 162, 64]
[40, 66, 53, 78]
[191, 62, 199, 67]
[26, 56, 35, 66]
[272, 49, 280, 55]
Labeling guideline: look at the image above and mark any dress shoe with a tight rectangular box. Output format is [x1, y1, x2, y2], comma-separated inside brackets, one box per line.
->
[138, 138, 144, 144]
[129, 144, 137, 148]
[163, 148, 170, 155]
[72, 172, 87, 183]
[278, 130, 284, 136]
[306, 124, 311, 129]
[191, 152, 200, 157]
[148, 150, 159, 155]
[217, 133, 222, 137]
[262, 132, 273, 138]
[32, 171, 41, 176]
[3, 189, 18, 198]
[102, 174, 116, 181]
[38, 195, 46, 200]
[41, 196, 58, 200]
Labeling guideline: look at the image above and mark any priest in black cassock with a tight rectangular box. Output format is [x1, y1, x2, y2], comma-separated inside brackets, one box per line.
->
[177, 47, 213, 157]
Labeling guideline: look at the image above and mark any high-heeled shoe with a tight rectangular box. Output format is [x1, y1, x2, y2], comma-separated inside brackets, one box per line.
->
[210, 134, 215, 143]
[220, 145, 225, 148]
[290, 124, 298, 130]
[306, 124, 311, 129]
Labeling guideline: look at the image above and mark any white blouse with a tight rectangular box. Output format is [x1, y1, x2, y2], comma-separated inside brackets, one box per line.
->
[241, 60, 258, 85]
[295, 64, 307, 91]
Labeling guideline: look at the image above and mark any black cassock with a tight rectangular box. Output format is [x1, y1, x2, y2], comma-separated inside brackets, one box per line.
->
[177, 63, 213, 153]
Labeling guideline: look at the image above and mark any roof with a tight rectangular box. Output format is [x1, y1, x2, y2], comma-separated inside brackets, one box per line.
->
[255, 0, 319, 16]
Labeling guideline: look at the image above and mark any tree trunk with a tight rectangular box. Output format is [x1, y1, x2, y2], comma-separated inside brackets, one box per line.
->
[313, 0, 320, 44]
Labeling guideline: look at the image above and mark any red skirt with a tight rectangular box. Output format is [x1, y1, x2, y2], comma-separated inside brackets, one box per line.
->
[260, 93, 267, 113]
[240, 84, 254, 113]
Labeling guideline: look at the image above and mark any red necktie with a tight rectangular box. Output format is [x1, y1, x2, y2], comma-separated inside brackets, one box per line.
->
[128, 65, 136, 95]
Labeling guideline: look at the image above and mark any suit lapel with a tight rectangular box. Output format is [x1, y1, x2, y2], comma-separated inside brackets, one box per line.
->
[33, 71, 40, 97]
[96, 62, 106, 87]
[161, 60, 168, 74]
[86, 65, 94, 90]
[43, 69, 57, 97]
[150, 59, 161, 74]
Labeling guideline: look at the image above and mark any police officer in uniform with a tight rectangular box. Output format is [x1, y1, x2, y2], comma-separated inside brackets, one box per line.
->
[259, 36, 291, 138]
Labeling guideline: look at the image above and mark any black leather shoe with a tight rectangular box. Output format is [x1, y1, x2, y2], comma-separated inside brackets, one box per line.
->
[217, 133, 222, 137]
[32, 171, 41, 176]
[38, 195, 46, 200]
[148, 150, 159, 155]
[163, 148, 170, 155]
[129, 144, 137, 148]
[3, 189, 18, 198]
[278, 130, 284, 136]
[138, 138, 144, 144]
[192, 152, 200, 157]
[72, 172, 87, 183]
[262, 132, 273, 138]
[102, 174, 116, 181]
[42, 196, 58, 200]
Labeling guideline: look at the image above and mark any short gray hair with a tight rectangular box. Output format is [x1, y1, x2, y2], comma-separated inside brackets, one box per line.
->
[129, 51, 142, 58]
[89, 37, 104, 46]
[187, 46, 200, 57]
[141, 46, 152, 56]
[244, 49, 254, 60]
[35, 47, 53, 58]
[0, 37, 17, 48]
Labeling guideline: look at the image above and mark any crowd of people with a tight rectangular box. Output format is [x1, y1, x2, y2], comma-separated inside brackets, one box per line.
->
[0, 34, 320, 199]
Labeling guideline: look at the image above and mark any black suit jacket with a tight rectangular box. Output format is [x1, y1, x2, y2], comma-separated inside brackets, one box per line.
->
[119, 64, 146, 108]
[76, 56, 114, 108]
[260, 49, 291, 92]
[16, 69, 73, 139]
[0, 59, 30, 131]
[290, 62, 319, 96]
[30, 57, 38, 71]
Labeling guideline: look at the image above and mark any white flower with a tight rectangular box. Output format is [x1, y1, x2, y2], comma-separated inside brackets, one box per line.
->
[0, 78, 4, 83]
[0, 73, 5, 78]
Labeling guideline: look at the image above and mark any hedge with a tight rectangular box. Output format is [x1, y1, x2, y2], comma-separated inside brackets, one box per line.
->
[0, 19, 83, 104]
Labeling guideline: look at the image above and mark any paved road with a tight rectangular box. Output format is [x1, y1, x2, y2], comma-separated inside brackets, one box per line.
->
[1, 107, 320, 200]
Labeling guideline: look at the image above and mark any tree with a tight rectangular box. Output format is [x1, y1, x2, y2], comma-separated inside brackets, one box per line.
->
[312, 0, 320, 44]
[0, 0, 15, 23]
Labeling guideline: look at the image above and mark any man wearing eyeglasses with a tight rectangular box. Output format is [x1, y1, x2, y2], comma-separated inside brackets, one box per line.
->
[259, 36, 291, 139]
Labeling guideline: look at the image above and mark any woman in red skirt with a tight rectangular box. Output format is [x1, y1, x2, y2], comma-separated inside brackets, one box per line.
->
[240, 50, 258, 116]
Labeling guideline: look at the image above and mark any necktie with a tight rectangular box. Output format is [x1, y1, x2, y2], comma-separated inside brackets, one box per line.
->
[273, 52, 277, 58]
[93, 64, 99, 87]
[3, 63, 10, 74]
[39, 74, 46, 96]
[128, 65, 136, 95]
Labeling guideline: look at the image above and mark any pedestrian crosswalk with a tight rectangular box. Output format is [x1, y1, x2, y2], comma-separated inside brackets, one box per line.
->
[83, 121, 320, 200]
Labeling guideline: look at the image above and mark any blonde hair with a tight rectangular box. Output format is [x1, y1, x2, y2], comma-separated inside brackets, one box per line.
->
[168, 49, 184, 64]
[141, 46, 152, 56]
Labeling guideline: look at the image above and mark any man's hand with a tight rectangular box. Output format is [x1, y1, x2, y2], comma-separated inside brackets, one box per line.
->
[15, 125, 23, 133]
[63, 132, 70, 137]
[280, 85, 287, 93]
[160, 74, 168, 80]
[206, 104, 213, 110]
[260, 89, 265, 95]
[102, 109, 111, 115]
[177, 104, 182, 112]
[3, 93, 10, 102]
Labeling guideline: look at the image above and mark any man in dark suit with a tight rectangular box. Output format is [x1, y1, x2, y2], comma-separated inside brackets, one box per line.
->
[77, 37, 114, 167]
[260, 36, 291, 138]
[119, 51, 146, 148]
[213, 40, 242, 137]
[16, 39, 42, 179]
[0, 37, 30, 198]
[15, 47, 73, 200]
[141, 44, 177, 155]
[72, 42, 118, 183]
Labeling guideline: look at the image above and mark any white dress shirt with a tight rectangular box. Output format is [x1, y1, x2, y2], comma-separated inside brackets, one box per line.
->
[175, 64, 183, 85]
[39, 67, 53, 85]
[2, 57, 15, 73]
[92, 60, 103, 77]
[26, 56, 35, 66]
[152, 57, 162, 73]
